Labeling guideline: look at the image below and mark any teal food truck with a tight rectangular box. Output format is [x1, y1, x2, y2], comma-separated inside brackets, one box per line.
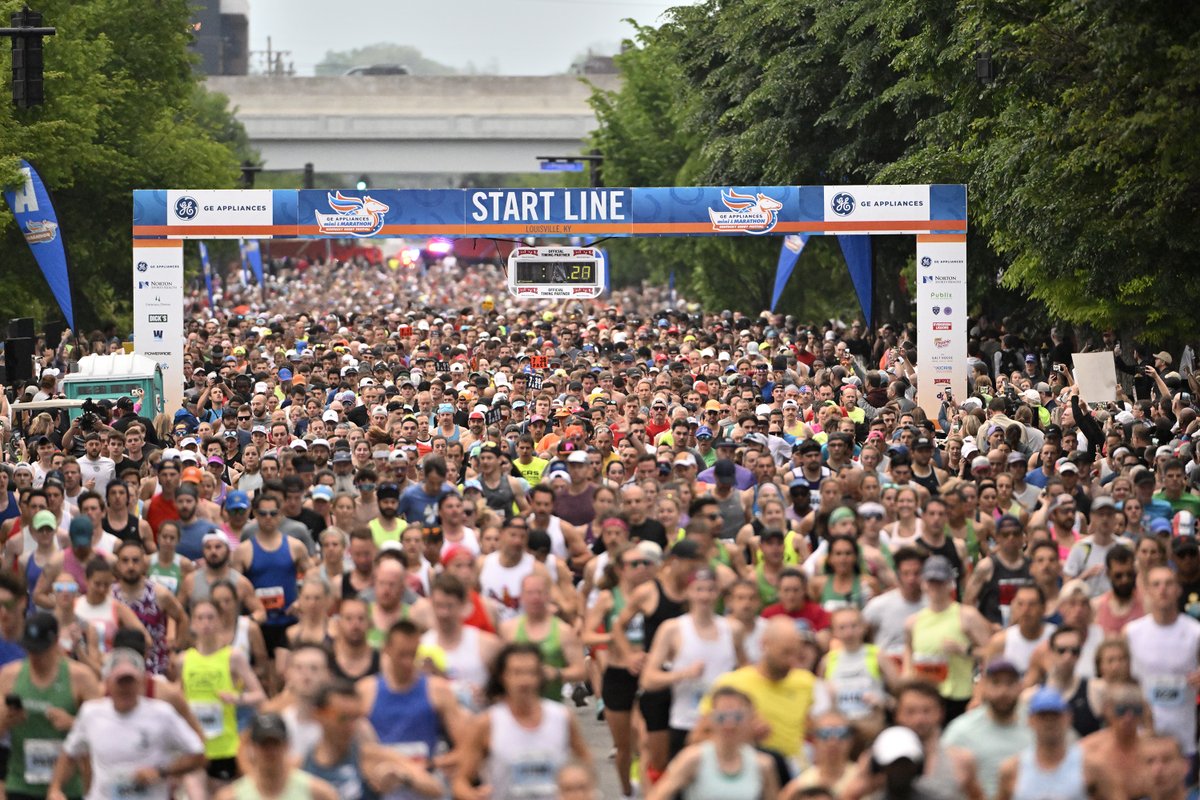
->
[61, 353, 165, 420]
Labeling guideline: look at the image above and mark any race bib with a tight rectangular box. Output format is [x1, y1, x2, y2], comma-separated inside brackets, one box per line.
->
[1147, 675, 1189, 708]
[510, 753, 556, 798]
[389, 741, 430, 761]
[111, 771, 151, 800]
[191, 701, 225, 739]
[834, 676, 875, 719]
[255, 585, 285, 611]
[23, 738, 61, 785]
[149, 573, 178, 594]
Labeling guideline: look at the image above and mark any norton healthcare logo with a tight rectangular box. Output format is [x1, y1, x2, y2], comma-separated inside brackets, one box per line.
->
[830, 192, 855, 216]
[173, 196, 199, 221]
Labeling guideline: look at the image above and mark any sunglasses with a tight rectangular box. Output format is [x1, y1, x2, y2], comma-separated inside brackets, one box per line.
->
[1113, 703, 1144, 717]
[859, 512, 884, 521]
[257, 510, 280, 517]
[1053, 645, 1081, 656]
[622, 559, 652, 569]
[711, 710, 747, 725]
[813, 726, 853, 741]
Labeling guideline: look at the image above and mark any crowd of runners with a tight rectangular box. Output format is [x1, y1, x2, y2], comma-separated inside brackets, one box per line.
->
[0, 254, 1197, 799]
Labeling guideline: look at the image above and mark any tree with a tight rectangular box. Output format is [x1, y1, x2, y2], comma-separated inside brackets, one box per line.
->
[315, 43, 457, 76]
[0, 0, 250, 332]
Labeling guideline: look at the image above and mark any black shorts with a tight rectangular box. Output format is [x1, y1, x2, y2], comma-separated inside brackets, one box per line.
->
[639, 687, 672, 732]
[601, 666, 639, 713]
[0, 745, 8, 780]
[668, 726, 691, 759]
[260, 622, 295, 657]
[207, 756, 239, 781]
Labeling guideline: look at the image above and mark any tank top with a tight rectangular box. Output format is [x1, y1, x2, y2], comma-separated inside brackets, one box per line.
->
[755, 564, 780, 606]
[0, 492, 19, 528]
[189, 567, 245, 607]
[148, 555, 184, 595]
[367, 673, 441, 761]
[6, 659, 82, 795]
[820, 574, 869, 611]
[515, 616, 567, 701]
[478, 551, 535, 622]
[231, 615, 253, 664]
[368, 516, 406, 548]
[62, 546, 89, 592]
[23, 552, 46, 613]
[824, 644, 884, 720]
[684, 742, 763, 800]
[1013, 744, 1087, 800]
[464, 590, 496, 634]
[102, 513, 142, 545]
[949, 519, 981, 564]
[118, 581, 169, 674]
[181, 646, 240, 759]
[1002, 624, 1055, 674]
[669, 615, 736, 731]
[606, 587, 645, 648]
[231, 772, 315, 800]
[911, 465, 941, 496]
[331, 649, 381, 684]
[554, 484, 597, 527]
[915, 535, 965, 596]
[485, 699, 569, 800]
[244, 535, 298, 627]
[74, 594, 119, 652]
[480, 473, 516, 520]
[1065, 678, 1101, 737]
[978, 556, 1032, 626]
[714, 490, 744, 540]
[643, 579, 687, 653]
[422, 625, 488, 711]
[543, 516, 568, 561]
[301, 738, 379, 800]
[910, 603, 973, 700]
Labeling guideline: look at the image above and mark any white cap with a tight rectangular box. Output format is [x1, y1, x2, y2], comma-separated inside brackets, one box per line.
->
[873, 726, 923, 766]
[322, 410, 339, 423]
[289, 439, 308, 451]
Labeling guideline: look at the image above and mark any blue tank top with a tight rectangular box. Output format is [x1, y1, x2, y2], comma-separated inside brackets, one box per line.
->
[301, 738, 379, 800]
[367, 672, 441, 761]
[24, 555, 43, 616]
[0, 494, 20, 528]
[245, 536, 298, 627]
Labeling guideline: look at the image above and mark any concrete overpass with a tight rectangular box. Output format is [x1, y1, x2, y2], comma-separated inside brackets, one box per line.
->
[205, 75, 618, 185]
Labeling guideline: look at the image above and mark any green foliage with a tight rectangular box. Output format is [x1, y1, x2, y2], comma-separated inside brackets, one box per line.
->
[591, 0, 1199, 340]
[315, 43, 457, 76]
[0, 0, 248, 333]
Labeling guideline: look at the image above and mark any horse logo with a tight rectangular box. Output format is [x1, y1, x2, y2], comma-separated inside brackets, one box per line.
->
[708, 189, 784, 234]
[313, 191, 390, 237]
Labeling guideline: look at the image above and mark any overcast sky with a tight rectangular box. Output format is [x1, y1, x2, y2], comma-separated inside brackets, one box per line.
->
[248, 0, 688, 76]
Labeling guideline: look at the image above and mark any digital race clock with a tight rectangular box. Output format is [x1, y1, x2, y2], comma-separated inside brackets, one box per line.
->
[506, 247, 605, 299]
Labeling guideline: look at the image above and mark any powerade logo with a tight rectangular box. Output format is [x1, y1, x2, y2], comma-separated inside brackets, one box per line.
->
[920, 256, 932, 267]
[136, 261, 149, 272]
[707, 190, 784, 234]
[831, 193, 855, 216]
[173, 196, 199, 220]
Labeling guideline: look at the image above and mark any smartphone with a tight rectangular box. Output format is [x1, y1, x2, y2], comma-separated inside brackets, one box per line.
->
[5, 694, 22, 711]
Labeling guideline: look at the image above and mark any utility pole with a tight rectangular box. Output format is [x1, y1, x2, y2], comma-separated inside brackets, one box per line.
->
[0, 6, 56, 108]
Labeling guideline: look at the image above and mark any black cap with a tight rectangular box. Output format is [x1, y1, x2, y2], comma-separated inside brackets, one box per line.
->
[760, 529, 786, 541]
[22, 611, 59, 654]
[713, 438, 736, 449]
[1044, 424, 1063, 439]
[249, 712, 289, 743]
[714, 459, 737, 485]
[376, 483, 401, 500]
[669, 538, 703, 560]
[913, 436, 933, 450]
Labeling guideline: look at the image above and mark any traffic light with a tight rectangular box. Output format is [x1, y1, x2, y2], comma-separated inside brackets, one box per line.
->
[2, 8, 56, 108]
[303, 163, 315, 190]
[356, 175, 369, 191]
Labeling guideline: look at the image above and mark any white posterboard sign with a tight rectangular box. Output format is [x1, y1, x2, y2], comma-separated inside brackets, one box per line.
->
[1072, 352, 1117, 405]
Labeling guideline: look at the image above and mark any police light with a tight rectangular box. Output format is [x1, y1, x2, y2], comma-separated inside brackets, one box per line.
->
[507, 246, 604, 300]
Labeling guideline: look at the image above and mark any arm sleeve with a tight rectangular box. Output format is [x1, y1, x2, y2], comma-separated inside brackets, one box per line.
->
[1071, 396, 1103, 459]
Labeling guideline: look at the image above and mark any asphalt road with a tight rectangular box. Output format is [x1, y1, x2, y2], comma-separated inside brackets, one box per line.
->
[573, 699, 626, 797]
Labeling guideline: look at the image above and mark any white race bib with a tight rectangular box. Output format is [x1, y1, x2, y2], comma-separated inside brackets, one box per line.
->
[1147, 675, 1189, 708]
[190, 701, 225, 739]
[510, 753, 556, 798]
[23, 738, 61, 785]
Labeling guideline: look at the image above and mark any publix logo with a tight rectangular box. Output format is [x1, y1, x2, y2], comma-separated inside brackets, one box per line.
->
[929, 291, 952, 300]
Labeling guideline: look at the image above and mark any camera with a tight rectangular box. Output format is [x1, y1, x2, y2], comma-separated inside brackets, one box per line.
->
[78, 399, 100, 432]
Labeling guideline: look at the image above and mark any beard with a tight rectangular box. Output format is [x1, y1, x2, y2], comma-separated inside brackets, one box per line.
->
[205, 553, 229, 571]
[379, 505, 397, 519]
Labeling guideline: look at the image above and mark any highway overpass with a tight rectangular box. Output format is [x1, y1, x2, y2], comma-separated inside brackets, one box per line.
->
[205, 75, 618, 186]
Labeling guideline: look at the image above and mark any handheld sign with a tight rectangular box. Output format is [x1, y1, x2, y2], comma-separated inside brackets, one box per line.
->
[530, 355, 549, 370]
[527, 374, 544, 390]
[507, 247, 604, 299]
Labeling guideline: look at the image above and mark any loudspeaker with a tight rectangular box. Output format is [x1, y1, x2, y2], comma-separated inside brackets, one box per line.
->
[7, 318, 34, 339]
[43, 321, 64, 348]
[4, 338, 35, 383]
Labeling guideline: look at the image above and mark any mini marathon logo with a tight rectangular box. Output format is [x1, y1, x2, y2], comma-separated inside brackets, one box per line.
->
[21, 219, 57, 244]
[707, 190, 783, 234]
[314, 191, 390, 237]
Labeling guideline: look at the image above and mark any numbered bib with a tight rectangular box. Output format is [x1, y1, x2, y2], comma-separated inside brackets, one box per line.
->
[149, 573, 178, 594]
[1147, 675, 1189, 708]
[111, 772, 151, 800]
[390, 740, 430, 761]
[256, 585, 285, 611]
[510, 753, 556, 798]
[834, 676, 875, 719]
[191, 701, 225, 739]
[23, 738, 61, 785]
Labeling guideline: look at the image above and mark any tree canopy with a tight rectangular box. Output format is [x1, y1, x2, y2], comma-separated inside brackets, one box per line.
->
[590, 0, 1200, 341]
[315, 43, 457, 76]
[0, 0, 251, 331]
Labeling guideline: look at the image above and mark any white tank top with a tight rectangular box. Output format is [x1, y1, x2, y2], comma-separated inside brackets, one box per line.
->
[1013, 744, 1086, 800]
[684, 742, 763, 800]
[74, 595, 119, 652]
[486, 699, 569, 800]
[545, 516, 568, 561]
[440, 527, 481, 557]
[1002, 623, 1056, 674]
[479, 552, 536, 623]
[826, 645, 884, 721]
[421, 625, 488, 711]
[1126, 613, 1200, 755]
[669, 615, 736, 731]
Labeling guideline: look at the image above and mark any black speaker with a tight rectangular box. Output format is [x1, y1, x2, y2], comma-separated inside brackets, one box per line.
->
[4, 338, 35, 383]
[43, 321, 64, 348]
[7, 318, 34, 339]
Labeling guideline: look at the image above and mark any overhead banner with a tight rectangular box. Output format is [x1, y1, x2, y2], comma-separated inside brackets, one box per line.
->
[4, 160, 75, 328]
[133, 242, 185, 414]
[915, 235, 968, 422]
[132, 185, 968, 240]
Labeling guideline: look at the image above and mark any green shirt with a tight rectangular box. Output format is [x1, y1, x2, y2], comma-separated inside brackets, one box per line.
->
[7, 658, 83, 796]
[1154, 491, 1200, 516]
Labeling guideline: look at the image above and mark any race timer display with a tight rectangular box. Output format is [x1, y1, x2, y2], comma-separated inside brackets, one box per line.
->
[514, 261, 596, 285]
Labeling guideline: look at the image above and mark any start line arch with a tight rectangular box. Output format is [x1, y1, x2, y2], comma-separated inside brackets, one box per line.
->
[132, 183, 967, 420]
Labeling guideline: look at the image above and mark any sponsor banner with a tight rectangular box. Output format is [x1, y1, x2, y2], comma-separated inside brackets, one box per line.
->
[134, 185, 968, 239]
[164, 190, 274, 237]
[133, 244, 185, 413]
[3, 160, 75, 327]
[916, 238, 968, 421]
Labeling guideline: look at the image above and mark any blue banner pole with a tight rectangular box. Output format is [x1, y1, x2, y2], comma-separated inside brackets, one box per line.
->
[770, 234, 808, 312]
[3, 160, 75, 328]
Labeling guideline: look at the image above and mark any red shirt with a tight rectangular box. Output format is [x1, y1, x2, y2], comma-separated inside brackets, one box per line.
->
[146, 493, 179, 542]
[761, 601, 831, 632]
[646, 419, 671, 440]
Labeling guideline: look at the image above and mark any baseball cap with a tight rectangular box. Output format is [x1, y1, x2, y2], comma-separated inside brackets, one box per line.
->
[376, 483, 401, 500]
[1047, 494, 1075, 513]
[921, 555, 955, 583]
[1090, 495, 1117, 513]
[971, 456, 991, 473]
[695, 426, 713, 440]
[1057, 459, 1079, 474]
[68, 516, 93, 547]
[22, 611, 59, 654]
[1154, 351, 1173, 366]
[224, 490, 251, 512]
[1171, 534, 1198, 554]
[669, 538, 703, 560]
[181, 466, 204, 484]
[674, 453, 697, 468]
[32, 510, 56, 531]
[829, 507, 856, 526]
[872, 726, 923, 766]
[985, 658, 1021, 677]
[567, 451, 590, 465]
[332, 450, 353, 463]
[251, 425, 268, 435]
[249, 712, 289, 744]
[102, 648, 146, 681]
[714, 459, 737, 485]
[913, 436, 933, 450]
[440, 544, 475, 567]
[311, 485, 334, 502]
[1028, 686, 1068, 714]
[175, 482, 199, 499]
